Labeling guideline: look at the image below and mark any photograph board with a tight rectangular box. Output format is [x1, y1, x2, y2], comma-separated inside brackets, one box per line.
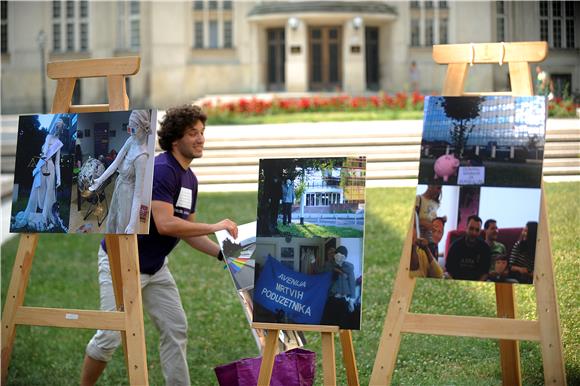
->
[10, 110, 156, 234]
[253, 157, 366, 329]
[411, 96, 547, 284]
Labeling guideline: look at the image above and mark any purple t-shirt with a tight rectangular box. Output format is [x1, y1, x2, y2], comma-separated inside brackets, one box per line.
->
[102, 151, 198, 274]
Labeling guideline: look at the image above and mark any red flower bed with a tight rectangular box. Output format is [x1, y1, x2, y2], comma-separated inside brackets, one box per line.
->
[202, 92, 426, 117]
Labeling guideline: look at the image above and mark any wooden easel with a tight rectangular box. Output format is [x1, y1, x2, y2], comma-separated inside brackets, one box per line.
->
[1, 57, 149, 386]
[252, 322, 359, 386]
[370, 42, 567, 385]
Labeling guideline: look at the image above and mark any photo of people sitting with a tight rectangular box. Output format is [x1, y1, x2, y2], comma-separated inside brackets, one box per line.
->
[411, 184, 541, 284]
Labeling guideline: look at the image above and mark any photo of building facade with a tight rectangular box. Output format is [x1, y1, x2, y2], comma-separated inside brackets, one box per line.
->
[1, 1, 579, 113]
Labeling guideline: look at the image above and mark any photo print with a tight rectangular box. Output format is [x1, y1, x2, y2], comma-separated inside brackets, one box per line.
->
[10, 114, 76, 232]
[256, 157, 366, 238]
[215, 222, 306, 352]
[10, 110, 156, 234]
[253, 236, 364, 329]
[418, 96, 547, 188]
[411, 184, 541, 284]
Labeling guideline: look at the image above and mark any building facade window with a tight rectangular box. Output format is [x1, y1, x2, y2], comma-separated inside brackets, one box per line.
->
[411, 19, 420, 47]
[116, 1, 140, 51]
[194, 21, 204, 48]
[425, 19, 434, 46]
[1, 1, 7, 54]
[192, 0, 234, 49]
[539, 0, 576, 48]
[53, 0, 89, 52]
[496, 1, 505, 42]
[409, 1, 449, 47]
[439, 17, 448, 44]
[223, 20, 232, 48]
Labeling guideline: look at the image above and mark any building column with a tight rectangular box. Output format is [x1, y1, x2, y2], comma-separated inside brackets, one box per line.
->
[286, 18, 308, 92]
[343, 18, 365, 94]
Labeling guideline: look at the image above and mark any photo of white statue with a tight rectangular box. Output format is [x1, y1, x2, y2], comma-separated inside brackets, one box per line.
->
[10, 115, 75, 233]
[9, 110, 156, 235]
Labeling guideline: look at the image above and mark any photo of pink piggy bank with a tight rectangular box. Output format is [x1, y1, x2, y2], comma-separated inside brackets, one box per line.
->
[434, 154, 460, 182]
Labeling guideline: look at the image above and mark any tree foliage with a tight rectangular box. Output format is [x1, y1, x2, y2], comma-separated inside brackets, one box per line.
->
[440, 97, 484, 156]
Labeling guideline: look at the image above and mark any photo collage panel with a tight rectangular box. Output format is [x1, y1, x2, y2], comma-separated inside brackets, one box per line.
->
[10, 110, 156, 234]
[253, 157, 366, 329]
[411, 96, 547, 284]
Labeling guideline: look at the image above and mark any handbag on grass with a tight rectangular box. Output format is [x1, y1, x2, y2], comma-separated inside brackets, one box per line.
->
[214, 348, 316, 386]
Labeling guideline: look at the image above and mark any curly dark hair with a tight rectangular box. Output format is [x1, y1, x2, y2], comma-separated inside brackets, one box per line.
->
[157, 105, 207, 152]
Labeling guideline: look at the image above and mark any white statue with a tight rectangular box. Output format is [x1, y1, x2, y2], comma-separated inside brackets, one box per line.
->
[15, 118, 65, 231]
[89, 110, 151, 234]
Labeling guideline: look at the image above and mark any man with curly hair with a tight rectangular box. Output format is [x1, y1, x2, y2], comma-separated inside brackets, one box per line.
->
[80, 105, 238, 386]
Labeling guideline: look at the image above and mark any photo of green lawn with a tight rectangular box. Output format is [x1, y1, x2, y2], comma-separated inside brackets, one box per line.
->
[1, 183, 578, 385]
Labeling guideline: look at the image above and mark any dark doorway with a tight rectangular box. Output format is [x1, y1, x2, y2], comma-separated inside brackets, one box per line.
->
[93, 122, 109, 158]
[551, 73, 572, 98]
[309, 26, 342, 91]
[267, 28, 285, 91]
[365, 27, 380, 91]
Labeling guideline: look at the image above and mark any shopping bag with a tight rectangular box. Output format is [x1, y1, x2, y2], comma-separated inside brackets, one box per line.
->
[214, 348, 316, 386]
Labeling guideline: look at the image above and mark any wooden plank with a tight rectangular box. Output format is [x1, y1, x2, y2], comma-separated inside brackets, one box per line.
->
[105, 235, 130, 370]
[339, 330, 360, 386]
[321, 332, 336, 386]
[252, 322, 340, 333]
[495, 283, 522, 386]
[256, 330, 279, 386]
[107, 75, 129, 111]
[50, 78, 76, 113]
[508, 62, 534, 95]
[14, 307, 125, 330]
[433, 42, 548, 64]
[535, 189, 567, 385]
[401, 313, 541, 341]
[1, 234, 39, 385]
[117, 235, 149, 386]
[442, 63, 468, 96]
[47, 57, 140, 79]
[369, 220, 415, 385]
[69, 104, 110, 113]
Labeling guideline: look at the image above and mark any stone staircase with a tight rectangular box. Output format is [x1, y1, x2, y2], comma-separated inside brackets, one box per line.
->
[1, 116, 579, 195]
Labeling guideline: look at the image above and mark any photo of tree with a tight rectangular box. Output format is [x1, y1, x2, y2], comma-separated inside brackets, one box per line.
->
[418, 96, 547, 188]
[256, 157, 366, 238]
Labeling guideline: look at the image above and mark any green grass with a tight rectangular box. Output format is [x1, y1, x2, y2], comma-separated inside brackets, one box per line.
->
[208, 110, 424, 125]
[276, 222, 364, 238]
[1, 183, 579, 385]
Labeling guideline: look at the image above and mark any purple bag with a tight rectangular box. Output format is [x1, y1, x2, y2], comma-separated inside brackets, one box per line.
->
[214, 348, 316, 386]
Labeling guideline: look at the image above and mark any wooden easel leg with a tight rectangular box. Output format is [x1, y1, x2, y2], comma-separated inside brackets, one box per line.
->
[495, 283, 522, 386]
[442, 63, 468, 96]
[105, 235, 129, 370]
[535, 191, 567, 385]
[51, 78, 76, 112]
[321, 332, 336, 386]
[117, 235, 149, 386]
[257, 329, 279, 386]
[339, 330, 359, 386]
[370, 225, 416, 385]
[1, 234, 39, 385]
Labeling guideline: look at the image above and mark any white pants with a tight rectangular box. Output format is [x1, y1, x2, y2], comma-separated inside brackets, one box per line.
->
[86, 247, 190, 386]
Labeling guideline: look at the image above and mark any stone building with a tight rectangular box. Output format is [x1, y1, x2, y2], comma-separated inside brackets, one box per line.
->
[1, 1, 578, 113]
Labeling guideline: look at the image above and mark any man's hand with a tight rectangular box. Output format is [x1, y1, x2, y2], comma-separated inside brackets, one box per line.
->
[216, 219, 238, 239]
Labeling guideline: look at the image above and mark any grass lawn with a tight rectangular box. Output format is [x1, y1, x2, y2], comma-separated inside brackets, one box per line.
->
[208, 110, 424, 125]
[1, 182, 578, 385]
[276, 222, 364, 238]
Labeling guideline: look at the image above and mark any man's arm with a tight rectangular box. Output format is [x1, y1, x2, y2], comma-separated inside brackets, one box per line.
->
[181, 213, 222, 258]
[151, 200, 238, 239]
